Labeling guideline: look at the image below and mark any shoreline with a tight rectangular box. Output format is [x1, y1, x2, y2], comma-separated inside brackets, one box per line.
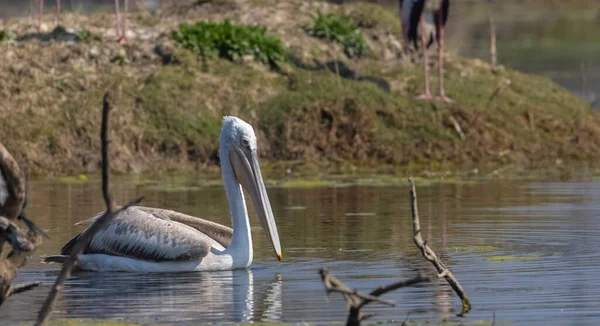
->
[1, 0, 598, 178]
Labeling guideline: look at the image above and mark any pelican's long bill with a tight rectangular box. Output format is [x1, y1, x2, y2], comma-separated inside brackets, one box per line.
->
[230, 146, 282, 261]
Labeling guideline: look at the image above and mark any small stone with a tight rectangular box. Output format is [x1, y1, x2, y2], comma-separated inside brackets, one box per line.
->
[38, 23, 49, 33]
[241, 54, 254, 63]
[88, 46, 100, 59]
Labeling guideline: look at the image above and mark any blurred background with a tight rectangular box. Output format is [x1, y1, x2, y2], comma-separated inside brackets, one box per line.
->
[1, 0, 598, 108]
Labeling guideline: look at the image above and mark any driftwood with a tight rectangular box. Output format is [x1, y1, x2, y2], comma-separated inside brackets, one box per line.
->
[35, 92, 144, 326]
[0, 142, 46, 306]
[319, 267, 429, 326]
[408, 177, 472, 316]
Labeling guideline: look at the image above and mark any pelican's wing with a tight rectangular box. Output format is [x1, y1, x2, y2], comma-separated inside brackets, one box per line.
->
[133, 206, 233, 248]
[74, 206, 172, 226]
[61, 207, 216, 262]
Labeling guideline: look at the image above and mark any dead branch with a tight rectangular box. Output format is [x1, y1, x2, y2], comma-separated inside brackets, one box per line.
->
[8, 281, 40, 296]
[408, 177, 472, 316]
[35, 92, 144, 326]
[448, 116, 466, 141]
[0, 142, 44, 306]
[319, 267, 429, 326]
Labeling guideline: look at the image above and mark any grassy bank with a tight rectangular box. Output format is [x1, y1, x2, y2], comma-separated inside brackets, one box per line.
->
[0, 0, 597, 177]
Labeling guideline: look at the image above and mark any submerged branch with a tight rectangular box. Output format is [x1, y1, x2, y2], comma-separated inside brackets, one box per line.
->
[319, 267, 428, 326]
[8, 282, 40, 296]
[35, 92, 144, 326]
[408, 177, 472, 316]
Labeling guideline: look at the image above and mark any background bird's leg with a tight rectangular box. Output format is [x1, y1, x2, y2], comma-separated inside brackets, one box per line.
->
[436, 10, 453, 103]
[119, 0, 129, 44]
[56, 0, 61, 23]
[115, 0, 122, 40]
[417, 15, 433, 100]
[38, 0, 44, 32]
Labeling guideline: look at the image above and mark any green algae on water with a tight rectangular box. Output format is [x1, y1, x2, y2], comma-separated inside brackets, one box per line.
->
[485, 255, 542, 262]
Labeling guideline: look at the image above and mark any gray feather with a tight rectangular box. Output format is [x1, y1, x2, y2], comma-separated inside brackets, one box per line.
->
[62, 207, 215, 262]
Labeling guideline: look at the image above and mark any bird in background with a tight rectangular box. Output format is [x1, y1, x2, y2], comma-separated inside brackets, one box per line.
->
[399, 0, 452, 103]
[37, 0, 129, 44]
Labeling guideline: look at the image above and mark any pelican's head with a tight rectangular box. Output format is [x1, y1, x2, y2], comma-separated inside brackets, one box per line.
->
[220, 116, 282, 261]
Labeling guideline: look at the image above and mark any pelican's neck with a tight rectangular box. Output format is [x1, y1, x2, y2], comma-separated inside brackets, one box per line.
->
[221, 153, 253, 264]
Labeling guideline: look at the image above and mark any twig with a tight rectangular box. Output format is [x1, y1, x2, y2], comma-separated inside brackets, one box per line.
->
[448, 116, 466, 141]
[319, 267, 428, 326]
[408, 177, 471, 316]
[8, 282, 40, 296]
[35, 93, 144, 326]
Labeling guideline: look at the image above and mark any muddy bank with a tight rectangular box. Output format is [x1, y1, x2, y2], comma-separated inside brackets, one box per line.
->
[0, 0, 597, 177]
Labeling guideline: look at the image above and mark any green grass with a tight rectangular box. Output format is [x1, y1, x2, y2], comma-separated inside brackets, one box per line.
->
[136, 65, 223, 156]
[0, 29, 16, 42]
[0, 1, 597, 177]
[172, 20, 286, 67]
[345, 1, 403, 37]
[304, 11, 370, 58]
[75, 29, 101, 43]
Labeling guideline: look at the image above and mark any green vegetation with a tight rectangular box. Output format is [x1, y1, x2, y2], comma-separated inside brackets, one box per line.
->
[51, 25, 71, 37]
[275, 179, 337, 188]
[172, 20, 286, 66]
[58, 175, 90, 184]
[452, 245, 499, 252]
[486, 255, 542, 262]
[346, 1, 403, 36]
[110, 49, 130, 65]
[304, 11, 369, 58]
[0, 0, 596, 177]
[0, 29, 16, 42]
[76, 29, 101, 43]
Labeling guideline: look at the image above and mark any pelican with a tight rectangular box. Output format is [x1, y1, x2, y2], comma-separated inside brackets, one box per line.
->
[45, 116, 282, 272]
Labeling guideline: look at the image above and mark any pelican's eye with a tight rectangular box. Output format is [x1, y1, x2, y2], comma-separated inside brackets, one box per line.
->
[241, 138, 251, 149]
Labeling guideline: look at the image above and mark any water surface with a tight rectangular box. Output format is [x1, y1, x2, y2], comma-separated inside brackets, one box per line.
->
[2, 177, 600, 325]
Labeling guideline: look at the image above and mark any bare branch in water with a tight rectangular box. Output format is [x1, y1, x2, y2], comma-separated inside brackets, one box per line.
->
[408, 177, 472, 316]
[8, 282, 40, 296]
[35, 92, 144, 326]
[0, 142, 44, 306]
[319, 267, 428, 326]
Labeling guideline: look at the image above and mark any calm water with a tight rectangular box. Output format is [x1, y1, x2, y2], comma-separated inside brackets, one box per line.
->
[2, 177, 600, 325]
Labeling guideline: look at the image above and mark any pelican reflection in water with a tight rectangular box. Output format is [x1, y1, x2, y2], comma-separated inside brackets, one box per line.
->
[45, 116, 282, 272]
[52, 269, 283, 324]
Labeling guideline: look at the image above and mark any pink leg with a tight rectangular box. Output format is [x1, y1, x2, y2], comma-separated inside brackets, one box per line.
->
[119, 0, 129, 44]
[416, 15, 433, 100]
[435, 10, 453, 103]
[56, 0, 61, 22]
[38, 0, 44, 31]
[115, 0, 122, 39]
